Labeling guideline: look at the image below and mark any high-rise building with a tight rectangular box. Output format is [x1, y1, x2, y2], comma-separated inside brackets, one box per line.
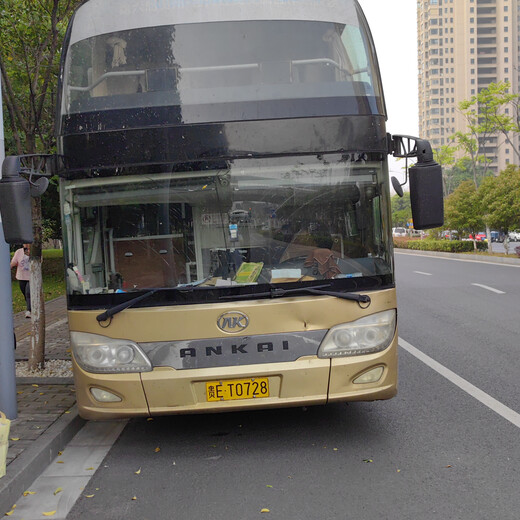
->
[417, 0, 519, 173]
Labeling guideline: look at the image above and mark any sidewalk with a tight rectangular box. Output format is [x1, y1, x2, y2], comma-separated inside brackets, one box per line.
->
[0, 296, 85, 516]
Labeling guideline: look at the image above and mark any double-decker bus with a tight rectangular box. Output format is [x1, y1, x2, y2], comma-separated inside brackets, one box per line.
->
[0, 0, 443, 419]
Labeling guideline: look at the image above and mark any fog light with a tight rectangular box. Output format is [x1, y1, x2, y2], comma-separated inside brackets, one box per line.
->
[353, 366, 384, 384]
[90, 387, 122, 403]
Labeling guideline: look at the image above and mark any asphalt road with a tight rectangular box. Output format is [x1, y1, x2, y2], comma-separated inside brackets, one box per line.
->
[63, 252, 520, 520]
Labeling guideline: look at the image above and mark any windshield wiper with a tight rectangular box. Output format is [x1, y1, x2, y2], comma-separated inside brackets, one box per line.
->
[96, 290, 158, 323]
[96, 277, 213, 323]
[220, 285, 371, 304]
[96, 281, 371, 323]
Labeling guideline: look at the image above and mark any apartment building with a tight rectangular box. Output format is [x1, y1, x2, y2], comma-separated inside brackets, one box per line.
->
[418, 0, 519, 173]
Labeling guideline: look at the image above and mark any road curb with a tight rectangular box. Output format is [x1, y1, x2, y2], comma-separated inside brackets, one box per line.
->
[15, 377, 75, 385]
[0, 405, 86, 515]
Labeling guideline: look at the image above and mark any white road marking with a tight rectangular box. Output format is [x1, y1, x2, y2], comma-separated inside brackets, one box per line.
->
[471, 283, 505, 294]
[399, 337, 520, 429]
[413, 271, 433, 276]
[6, 420, 127, 519]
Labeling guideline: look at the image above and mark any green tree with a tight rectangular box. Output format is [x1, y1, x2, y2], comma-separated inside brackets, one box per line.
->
[478, 165, 520, 232]
[434, 144, 455, 196]
[451, 131, 492, 188]
[0, 0, 82, 370]
[444, 180, 484, 251]
[390, 192, 412, 227]
[0, 0, 81, 153]
[466, 82, 520, 164]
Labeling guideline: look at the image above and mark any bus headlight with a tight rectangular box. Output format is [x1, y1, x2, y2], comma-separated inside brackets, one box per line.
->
[317, 310, 396, 358]
[70, 332, 152, 373]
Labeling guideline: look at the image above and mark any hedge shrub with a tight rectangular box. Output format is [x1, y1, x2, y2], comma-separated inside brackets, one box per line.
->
[394, 239, 488, 253]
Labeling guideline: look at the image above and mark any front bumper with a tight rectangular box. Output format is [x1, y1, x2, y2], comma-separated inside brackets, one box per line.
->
[73, 337, 397, 420]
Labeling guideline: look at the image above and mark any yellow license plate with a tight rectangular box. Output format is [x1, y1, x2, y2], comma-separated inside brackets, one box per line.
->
[206, 378, 269, 402]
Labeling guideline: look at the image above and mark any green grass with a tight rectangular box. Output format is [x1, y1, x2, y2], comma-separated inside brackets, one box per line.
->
[11, 249, 66, 314]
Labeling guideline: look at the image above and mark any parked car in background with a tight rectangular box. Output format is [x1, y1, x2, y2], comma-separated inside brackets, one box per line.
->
[443, 230, 458, 240]
[469, 232, 487, 241]
[508, 230, 520, 241]
[392, 227, 407, 237]
[490, 231, 505, 243]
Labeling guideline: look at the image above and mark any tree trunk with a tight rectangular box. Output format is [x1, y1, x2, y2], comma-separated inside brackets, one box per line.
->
[28, 197, 45, 371]
[486, 225, 492, 253]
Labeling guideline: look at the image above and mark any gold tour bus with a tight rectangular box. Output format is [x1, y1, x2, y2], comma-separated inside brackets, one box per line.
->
[0, 0, 443, 419]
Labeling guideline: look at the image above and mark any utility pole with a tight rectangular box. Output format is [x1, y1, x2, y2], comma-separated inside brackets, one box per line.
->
[0, 73, 18, 419]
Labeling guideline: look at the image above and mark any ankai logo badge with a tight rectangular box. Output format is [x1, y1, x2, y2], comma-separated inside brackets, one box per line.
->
[217, 311, 249, 333]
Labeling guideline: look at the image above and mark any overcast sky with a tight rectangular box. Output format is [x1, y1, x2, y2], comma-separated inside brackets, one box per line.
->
[358, 0, 419, 181]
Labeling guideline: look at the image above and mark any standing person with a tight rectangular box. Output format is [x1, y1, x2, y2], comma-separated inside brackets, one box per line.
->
[10, 244, 31, 318]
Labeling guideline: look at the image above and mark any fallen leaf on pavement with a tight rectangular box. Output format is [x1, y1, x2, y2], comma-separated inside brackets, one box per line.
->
[135, 468, 141, 475]
[4, 505, 16, 516]
[54, 488, 63, 496]
[23, 491, 36, 497]
[42, 511, 57, 516]
[260, 508, 270, 513]
[154, 447, 161, 453]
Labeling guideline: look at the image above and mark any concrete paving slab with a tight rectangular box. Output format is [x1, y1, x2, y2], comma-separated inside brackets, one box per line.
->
[3, 421, 126, 519]
[3, 476, 91, 520]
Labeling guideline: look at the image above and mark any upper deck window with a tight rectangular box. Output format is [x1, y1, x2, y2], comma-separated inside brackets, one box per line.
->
[62, 18, 384, 121]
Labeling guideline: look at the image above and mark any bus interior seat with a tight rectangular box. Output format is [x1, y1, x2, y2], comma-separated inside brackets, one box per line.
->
[106, 72, 141, 95]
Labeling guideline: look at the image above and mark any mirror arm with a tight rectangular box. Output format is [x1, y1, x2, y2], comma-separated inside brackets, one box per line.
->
[12, 154, 56, 197]
[389, 134, 420, 197]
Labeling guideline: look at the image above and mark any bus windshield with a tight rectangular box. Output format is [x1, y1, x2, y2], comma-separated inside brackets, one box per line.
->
[61, 154, 392, 301]
[62, 18, 384, 122]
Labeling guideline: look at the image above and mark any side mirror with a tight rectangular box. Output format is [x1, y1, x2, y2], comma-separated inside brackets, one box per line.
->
[0, 154, 54, 244]
[391, 135, 444, 230]
[0, 157, 33, 244]
[391, 177, 404, 198]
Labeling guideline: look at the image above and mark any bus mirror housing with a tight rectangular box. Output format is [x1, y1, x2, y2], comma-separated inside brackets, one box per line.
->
[391, 135, 444, 230]
[0, 156, 33, 244]
[0, 154, 54, 244]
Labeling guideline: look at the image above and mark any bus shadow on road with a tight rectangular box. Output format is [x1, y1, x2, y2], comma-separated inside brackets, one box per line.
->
[124, 401, 395, 452]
